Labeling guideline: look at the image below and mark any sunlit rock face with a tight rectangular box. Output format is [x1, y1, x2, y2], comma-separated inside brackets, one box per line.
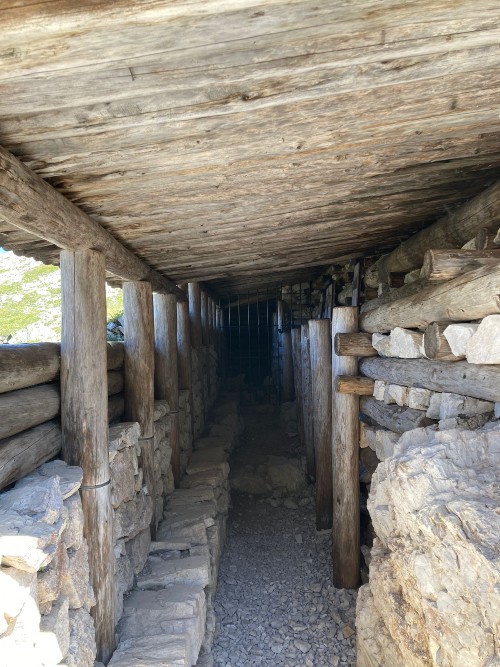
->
[356, 422, 500, 667]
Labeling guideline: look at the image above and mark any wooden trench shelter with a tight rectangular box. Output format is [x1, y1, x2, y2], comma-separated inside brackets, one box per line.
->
[0, 0, 500, 664]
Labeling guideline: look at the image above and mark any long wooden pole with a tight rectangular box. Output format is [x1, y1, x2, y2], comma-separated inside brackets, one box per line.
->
[309, 319, 333, 530]
[177, 297, 194, 447]
[331, 306, 360, 589]
[300, 323, 315, 477]
[123, 281, 158, 538]
[60, 249, 115, 663]
[188, 283, 202, 351]
[153, 293, 181, 486]
[0, 146, 184, 299]
[291, 328, 304, 446]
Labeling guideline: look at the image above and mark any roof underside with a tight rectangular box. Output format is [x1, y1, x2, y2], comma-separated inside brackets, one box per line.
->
[0, 0, 500, 294]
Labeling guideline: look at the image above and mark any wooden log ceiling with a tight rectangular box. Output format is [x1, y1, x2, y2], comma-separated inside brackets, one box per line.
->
[1, 0, 500, 294]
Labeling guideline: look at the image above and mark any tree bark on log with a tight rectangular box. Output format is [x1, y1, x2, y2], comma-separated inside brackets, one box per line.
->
[0, 419, 62, 491]
[331, 307, 360, 589]
[334, 333, 377, 357]
[0, 146, 184, 299]
[300, 323, 315, 478]
[335, 376, 374, 395]
[291, 328, 304, 446]
[360, 396, 435, 433]
[360, 264, 500, 333]
[421, 249, 500, 281]
[60, 249, 115, 664]
[360, 357, 500, 403]
[123, 281, 158, 538]
[360, 277, 434, 314]
[0, 383, 60, 440]
[373, 180, 500, 280]
[154, 293, 181, 486]
[0, 343, 60, 394]
[309, 320, 332, 530]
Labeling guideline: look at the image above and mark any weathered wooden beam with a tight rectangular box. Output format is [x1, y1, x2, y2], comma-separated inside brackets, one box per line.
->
[360, 396, 435, 433]
[335, 376, 374, 395]
[300, 323, 315, 478]
[423, 322, 461, 361]
[360, 357, 500, 403]
[0, 146, 185, 299]
[200, 290, 209, 347]
[360, 264, 500, 333]
[123, 281, 158, 538]
[421, 249, 500, 281]
[153, 293, 181, 486]
[0, 383, 59, 440]
[177, 299, 193, 392]
[331, 307, 360, 589]
[0, 420, 61, 492]
[60, 249, 115, 663]
[334, 333, 377, 357]
[374, 180, 500, 281]
[309, 320, 332, 531]
[188, 283, 202, 350]
[291, 328, 305, 446]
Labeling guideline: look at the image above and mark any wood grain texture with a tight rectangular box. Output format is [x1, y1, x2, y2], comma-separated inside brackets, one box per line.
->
[309, 319, 332, 530]
[300, 323, 315, 478]
[360, 264, 500, 333]
[423, 322, 461, 361]
[281, 332, 294, 402]
[335, 376, 374, 395]
[333, 333, 376, 357]
[360, 357, 500, 403]
[291, 328, 304, 446]
[420, 248, 500, 280]
[360, 396, 435, 433]
[0, 383, 60, 440]
[0, 419, 61, 491]
[177, 299, 193, 391]
[123, 281, 158, 536]
[154, 292, 181, 485]
[331, 307, 360, 589]
[188, 283, 202, 350]
[1, 1, 500, 292]
[60, 249, 115, 663]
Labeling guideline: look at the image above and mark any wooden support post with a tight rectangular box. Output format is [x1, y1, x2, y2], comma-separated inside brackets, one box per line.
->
[201, 291, 209, 347]
[123, 282, 158, 538]
[291, 328, 304, 445]
[188, 283, 202, 350]
[60, 249, 115, 663]
[282, 331, 294, 402]
[177, 298, 194, 443]
[153, 293, 181, 486]
[331, 307, 360, 589]
[300, 323, 315, 477]
[309, 320, 333, 530]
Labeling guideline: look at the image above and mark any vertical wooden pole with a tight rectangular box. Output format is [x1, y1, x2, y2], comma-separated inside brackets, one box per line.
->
[300, 323, 315, 477]
[278, 300, 294, 402]
[188, 282, 202, 350]
[123, 282, 158, 538]
[200, 290, 210, 411]
[60, 249, 115, 663]
[308, 319, 333, 530]
[291, 328, 304, 445]
[200, 291, 209, 347]
[331, 306, 360, 589]
[177, 297, 194, 444]
[153, 293, 181, 486]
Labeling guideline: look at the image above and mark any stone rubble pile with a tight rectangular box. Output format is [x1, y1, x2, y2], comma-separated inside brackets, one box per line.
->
[356, 421, 500, 667]
[109, 394, 242, 667]
[0, 460, 97, 667]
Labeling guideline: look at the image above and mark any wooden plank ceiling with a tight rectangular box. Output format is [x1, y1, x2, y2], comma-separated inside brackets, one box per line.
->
[0, 0, 500, 294]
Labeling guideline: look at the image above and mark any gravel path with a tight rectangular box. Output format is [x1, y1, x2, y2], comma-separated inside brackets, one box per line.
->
[212, 408, 357, 667]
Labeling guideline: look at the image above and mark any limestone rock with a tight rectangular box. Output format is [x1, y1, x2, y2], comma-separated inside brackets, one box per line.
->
[62, 493, 84, 551]
[110, 447, 139, 509]
[230, 470, 270, 495]
[389, 327, 424, 358]
[372, 380, 386, 401]
[427, 392, 493, 420]
[113, 489, 153, 542]
[137, 554, 210, 589]
[371, 333, 391, 357]
[407, 387, 431, 411]
[360, 422, 500, 667]
[7, 474, 64, 525]
[125, 528, 151, 575]
[384, 384, 408, 407]
[466, 315, 500, 364]
[37, 541, 69, 610]
[443, 322, 478, 358]
[108, 634, 189, 667]
[62, 541, 96, 611]
[17, 460, 83, 500]
[36, 595, 70, 665]
[109, 422, 141, 458]
[0, 566, 38, 637]
[64, 608, 97, 667]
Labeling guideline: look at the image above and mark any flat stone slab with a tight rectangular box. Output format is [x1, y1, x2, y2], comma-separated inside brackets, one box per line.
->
[185, 460, 230, 477]
[156, 522, 208, 547]
[108, 634, 189, 667]
[193, 436, 232, 452]
[167, 487, 216, 505]
[137, 555, 210, 589]
[163, 502, 217, 530]
[179, 468, 228, 489]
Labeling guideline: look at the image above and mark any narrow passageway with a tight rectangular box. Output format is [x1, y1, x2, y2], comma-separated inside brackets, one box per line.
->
[212, 406, 357, 667]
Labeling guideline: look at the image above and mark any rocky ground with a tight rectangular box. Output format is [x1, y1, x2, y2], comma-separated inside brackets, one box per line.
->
[212, 406, 357, 667]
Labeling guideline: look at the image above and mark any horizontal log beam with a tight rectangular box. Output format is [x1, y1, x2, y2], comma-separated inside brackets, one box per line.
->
[360, 396, 436, 433]
[334, 332, 377, 357]
[374, 180, 500, 281]
[0, 342, 124, 394]
[360, 357, 500, 403]
[0, 146, 185, 299]
[421, 249, 500, 281]
[335, 376, 374, 395]
[360, 264, 500, 333]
